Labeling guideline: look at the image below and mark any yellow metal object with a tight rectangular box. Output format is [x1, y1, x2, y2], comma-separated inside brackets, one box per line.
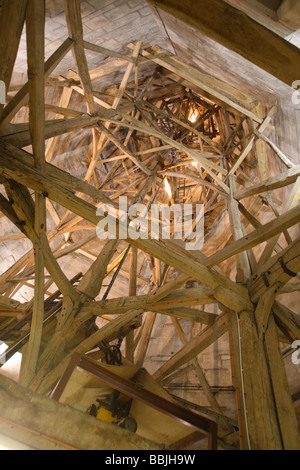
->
[96, 407, 118, 424]
[105, 249, 127, 276]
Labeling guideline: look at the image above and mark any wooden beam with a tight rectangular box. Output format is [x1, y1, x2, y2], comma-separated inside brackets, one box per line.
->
[44, 103, 83, 118]
[0, 0, 28, 117]
[228, 106, 277, 176]
[31, 309, 145, 394]
[148, 0, 300, 86]
[26, 0, 45, 170]
[258, 176, 300, 265]
[234, 165, 300, 200]
[64, 0, 95, 114]
[18, 238, 45, 387]
[254, 103, 270, 184]
[97, 123, 153, 175]
[227, 175, 251, 282]
[234, 310, 282, 449]
[134, 311, 157, 367]
[0, 141, 251, 313]
[112, 41, 142, 109]
[254, 286, 277, 339]
[205, 205, 300, 268]
[0, 251, 34, 293]
[0, 193, 28, 234]
[35, 239, 119, 379]
[45, 71, 74, 163]
[249, 235, 300, 303]
[142, 46, 259, 122]
[273, 301, 300, 342]
[126, 247, 137, 362]
[0, 38, 73, 127]
[83, 40, 135, 63]
[139, 99, 223, 154]
[171, 316, 224, 417]
[76, 239, 119, 299]
[161, 170, 226, 197]
[264, 313, 300, 449]
[0, 140, 117, 209]
[152, 312, 228, 382]
[2, 180, 78, 303]
[98, 110, 230, 193]
[82, 286, 216, 318]
[0, 374, 162, 450]
[277, 0, 300, 30]
[255, 130, 295, 170]
[154, 306, 217, 324]
[84, 41, 142, 184]
[1, 115, 102, 148]
[18, 0, 46, 387]
[227, 310, 249, 450]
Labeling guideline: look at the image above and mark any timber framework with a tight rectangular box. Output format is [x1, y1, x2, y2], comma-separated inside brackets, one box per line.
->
[0, 0, 299, 451]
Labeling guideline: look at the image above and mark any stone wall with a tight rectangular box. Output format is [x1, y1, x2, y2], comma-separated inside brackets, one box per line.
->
[12, 0, 170, 84]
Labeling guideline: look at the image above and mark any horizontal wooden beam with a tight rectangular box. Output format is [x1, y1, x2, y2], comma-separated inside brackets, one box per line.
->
[0, 38, 73, 127]
[0, 140, 116, 208]
[0, 141, 252, 313]
[205, 205, 300, 268]
[155, 307, 217, 325]
[234, 165, 300, 200]
[81, 286, 216, 317]
[83, 40, 135, 63]
[249, 235, 300, 303]
[1, 115, 101, 148]
[31, 308, 145, 394]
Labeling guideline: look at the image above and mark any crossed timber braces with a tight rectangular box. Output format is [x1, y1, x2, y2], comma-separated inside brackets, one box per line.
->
[0, 0, 299, 451]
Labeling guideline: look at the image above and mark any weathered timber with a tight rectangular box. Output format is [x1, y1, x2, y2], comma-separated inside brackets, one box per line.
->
[148, 0, 300, 86]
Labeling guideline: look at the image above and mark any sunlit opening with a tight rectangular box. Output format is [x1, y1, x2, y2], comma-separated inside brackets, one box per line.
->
[188, 110, 198, 123]
[164, 178, 172, 200]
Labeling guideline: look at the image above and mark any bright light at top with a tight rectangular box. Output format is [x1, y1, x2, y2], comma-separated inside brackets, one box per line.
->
[188, 110, 198, 123]
[164, 177, 172, 200]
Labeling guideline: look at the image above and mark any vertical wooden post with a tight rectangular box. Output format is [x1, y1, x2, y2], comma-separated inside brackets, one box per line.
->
[0, 0, 28, 118]
[255, 103, 270, 184]
[227, 310, 249, 450]
[264, 313, 300, 450]
[19, 0, 46, 386]
[228, 175, 251, 283]
[237, 310, 283, 450]
[125, 247, 137, 362]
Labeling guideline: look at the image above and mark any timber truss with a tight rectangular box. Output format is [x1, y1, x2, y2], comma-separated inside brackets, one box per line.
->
[0, 0, 299, 451]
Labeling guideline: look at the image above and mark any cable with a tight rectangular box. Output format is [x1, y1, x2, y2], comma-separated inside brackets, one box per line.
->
[235, 311, 251, 450]
[227, 309, 245, 450]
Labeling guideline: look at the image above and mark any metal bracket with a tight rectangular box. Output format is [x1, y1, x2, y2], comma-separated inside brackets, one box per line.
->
[278, 257, 297, 278]
[261, 272, 270, 287]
